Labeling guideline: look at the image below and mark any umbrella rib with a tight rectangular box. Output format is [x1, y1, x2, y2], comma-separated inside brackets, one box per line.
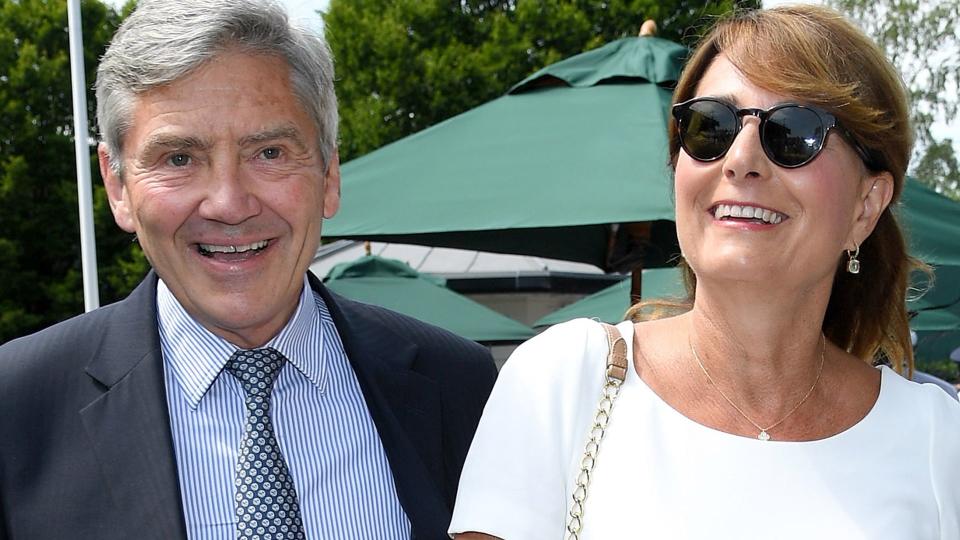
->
[465, 250, 481, 273]
[419, 246, 434, 272]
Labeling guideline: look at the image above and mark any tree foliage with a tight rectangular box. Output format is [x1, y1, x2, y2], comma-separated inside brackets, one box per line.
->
[0, 0, 147, 343]
[914, 138, 960, 199]
[324, 0, 760, 163]
[828, 0, 960, 199]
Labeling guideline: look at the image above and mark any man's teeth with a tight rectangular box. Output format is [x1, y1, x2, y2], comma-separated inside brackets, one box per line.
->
[713, 204, 783, 224]
[198, 240, 268, 254]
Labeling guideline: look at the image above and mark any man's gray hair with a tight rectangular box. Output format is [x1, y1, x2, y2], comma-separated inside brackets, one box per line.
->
[95, 0, 337, 175]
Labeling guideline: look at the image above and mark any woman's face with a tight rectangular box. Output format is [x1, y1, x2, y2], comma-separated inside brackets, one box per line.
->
[674, 54, 891, 292]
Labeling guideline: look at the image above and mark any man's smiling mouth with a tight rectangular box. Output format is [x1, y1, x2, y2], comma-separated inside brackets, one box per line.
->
[197, 240, 269, 257]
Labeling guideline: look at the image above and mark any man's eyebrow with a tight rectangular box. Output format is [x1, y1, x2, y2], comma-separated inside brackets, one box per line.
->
[140, 133, 211, 153]
[239, 126, 308, 152]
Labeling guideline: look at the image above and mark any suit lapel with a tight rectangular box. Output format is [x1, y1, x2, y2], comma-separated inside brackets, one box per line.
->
[312, 274, 449, 536]
[79, 274, 187, 540]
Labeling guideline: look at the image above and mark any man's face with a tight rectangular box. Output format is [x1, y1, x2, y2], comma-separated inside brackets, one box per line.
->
[100, 50, 340, 348]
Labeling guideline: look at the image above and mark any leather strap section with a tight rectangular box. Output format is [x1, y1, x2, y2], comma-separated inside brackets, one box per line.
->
[600, 323, 628, 382]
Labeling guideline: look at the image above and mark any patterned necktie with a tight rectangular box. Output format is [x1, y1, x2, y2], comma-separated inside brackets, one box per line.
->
[226, 348, 306, 539]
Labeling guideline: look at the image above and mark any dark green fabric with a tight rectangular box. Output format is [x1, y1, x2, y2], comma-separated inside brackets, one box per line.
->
[324, 256, 535, 343]
[509, 36, 687, 92]
[327, 255, 441, 283]
[900, 179, 960, 266]
[324, 37, 685, 268]
[534, 267, 685, 327]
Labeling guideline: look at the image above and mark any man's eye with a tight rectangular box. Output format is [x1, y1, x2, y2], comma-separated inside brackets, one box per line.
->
[260, 147, 282, 160]
[168, 154, 191, 167]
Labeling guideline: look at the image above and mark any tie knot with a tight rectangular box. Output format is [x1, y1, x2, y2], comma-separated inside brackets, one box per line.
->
[226, 347, 286, 397]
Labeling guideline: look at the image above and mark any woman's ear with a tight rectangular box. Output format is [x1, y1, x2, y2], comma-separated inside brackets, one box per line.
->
[847, 171, 894, 249]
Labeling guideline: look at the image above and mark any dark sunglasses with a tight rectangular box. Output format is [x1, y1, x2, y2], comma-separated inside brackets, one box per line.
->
[671, 97, 875, 169]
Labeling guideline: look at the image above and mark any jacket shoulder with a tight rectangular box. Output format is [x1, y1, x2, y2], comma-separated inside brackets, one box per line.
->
[0, 305, 118, 371]
[0, 276, 157, 381]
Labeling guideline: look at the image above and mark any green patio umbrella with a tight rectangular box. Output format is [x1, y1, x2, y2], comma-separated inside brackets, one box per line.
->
[534, 267, 686, 327]
[913, 309, 960, 332]
[910, 299, 960, 361]
[325, 36, 686, 272]
[914, 330, 960, 362]
[910, 265, 960, 320]
[909, 264, 960, 360]
[900, 179, 960, 266]
[912, 288, 960, 361]
[900, 186, 960, 358]
[324, 255, 536, 344]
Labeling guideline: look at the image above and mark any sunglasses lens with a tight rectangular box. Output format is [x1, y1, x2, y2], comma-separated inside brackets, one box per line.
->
[765, 107, 825, 167]
[678, 100, 737, 161]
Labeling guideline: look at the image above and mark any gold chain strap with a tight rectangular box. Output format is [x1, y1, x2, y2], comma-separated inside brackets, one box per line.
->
[565, 323, 627, 540]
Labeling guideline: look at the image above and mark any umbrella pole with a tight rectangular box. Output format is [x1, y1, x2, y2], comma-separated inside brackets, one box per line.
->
[606, 221, 653, 309]
[630, 265, 643, 306]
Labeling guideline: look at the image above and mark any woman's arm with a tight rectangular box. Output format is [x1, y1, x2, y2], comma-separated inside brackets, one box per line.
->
[454, 533, 501, 540]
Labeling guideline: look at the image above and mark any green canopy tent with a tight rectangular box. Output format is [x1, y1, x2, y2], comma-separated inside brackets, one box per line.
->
[325, 36, 688, 293]
[324, 255, 536, 344]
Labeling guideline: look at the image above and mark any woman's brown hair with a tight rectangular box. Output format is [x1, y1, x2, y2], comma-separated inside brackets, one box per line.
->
[627, 5, 924, 373]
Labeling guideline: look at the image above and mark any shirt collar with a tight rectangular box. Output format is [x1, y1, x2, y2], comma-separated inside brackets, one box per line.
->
[157, 275, 328, 409]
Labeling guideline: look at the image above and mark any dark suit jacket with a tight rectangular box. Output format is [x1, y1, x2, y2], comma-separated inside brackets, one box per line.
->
[0, 272, 497, 539]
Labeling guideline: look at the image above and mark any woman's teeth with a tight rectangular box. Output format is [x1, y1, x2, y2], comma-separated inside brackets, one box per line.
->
[713, 204, 783, 224]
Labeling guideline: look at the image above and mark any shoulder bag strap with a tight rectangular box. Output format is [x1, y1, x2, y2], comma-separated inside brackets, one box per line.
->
[565, 322, 628, 540]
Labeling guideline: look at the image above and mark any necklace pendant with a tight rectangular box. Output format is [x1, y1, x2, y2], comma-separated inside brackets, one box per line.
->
[758, 430, 771, 441]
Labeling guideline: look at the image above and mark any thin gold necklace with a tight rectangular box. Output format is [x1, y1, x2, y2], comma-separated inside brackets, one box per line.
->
[688, 333, 825, 441]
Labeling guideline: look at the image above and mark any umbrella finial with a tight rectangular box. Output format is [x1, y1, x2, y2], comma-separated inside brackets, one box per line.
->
[639, 19, 657, 37]
[364, 240, 372, 255]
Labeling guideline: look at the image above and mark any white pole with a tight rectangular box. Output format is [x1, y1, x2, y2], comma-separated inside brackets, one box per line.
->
[67, 0, 100, 311]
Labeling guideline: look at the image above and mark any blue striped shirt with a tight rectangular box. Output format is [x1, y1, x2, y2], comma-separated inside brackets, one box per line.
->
[157, 277, 412, 539]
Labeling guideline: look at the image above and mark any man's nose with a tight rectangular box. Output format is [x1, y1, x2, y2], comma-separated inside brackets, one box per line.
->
[197, 160, 262, 224]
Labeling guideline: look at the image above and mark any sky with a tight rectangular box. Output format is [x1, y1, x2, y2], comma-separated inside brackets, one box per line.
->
[104, 0, 328, 31]
[280, 0, 328, 32]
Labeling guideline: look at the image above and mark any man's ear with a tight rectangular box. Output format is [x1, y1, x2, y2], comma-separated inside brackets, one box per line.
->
[99, 143, 136, 233]
[322, 150, 341, 219]
[847, 170, 894, 250]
